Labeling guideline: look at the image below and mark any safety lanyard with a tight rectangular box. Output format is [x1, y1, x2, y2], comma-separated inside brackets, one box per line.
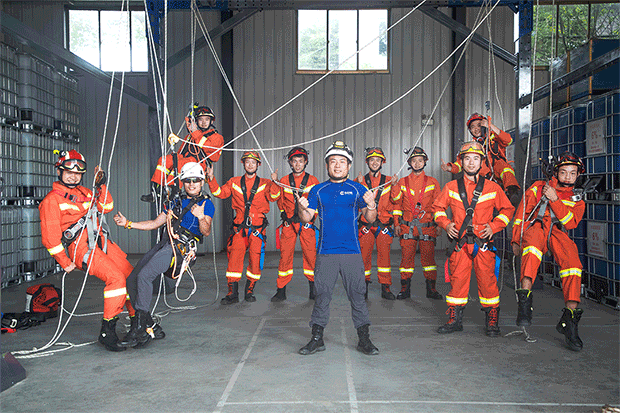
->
[240, 174, 261, 227]
[181, 129, 217, 157]
[455, 176, 486, 241]
[170, 194, 205, 236]
[404, 174, 428, 219]
[364, 173, 386, 208]
[289, 172, 310, 220]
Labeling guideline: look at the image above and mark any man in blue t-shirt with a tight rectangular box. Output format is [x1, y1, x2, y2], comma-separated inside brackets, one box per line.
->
[296, 141, 380, 356]
[113, 162, 214, 348]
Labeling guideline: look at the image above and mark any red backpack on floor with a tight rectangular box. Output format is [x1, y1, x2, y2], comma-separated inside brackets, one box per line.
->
[25, 283, 62, 319]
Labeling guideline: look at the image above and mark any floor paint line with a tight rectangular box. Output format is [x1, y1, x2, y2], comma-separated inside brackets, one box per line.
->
[222, 400, 612, 408]
[213, 317, 266, 413]
[340, 318, 359, 413]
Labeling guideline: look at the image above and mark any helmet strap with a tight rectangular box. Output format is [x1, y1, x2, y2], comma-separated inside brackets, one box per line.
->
[58, 170, 80, 188]
[464, 168, 480, 178]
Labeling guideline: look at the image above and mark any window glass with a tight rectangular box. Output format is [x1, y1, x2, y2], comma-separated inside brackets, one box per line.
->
[298, 10, 327, 70]
[69, 10, 100, 68]
[101, 11, 130, 72]
[591, 3, 620, 39]
[131, 11, 148, 72]
[359, 10, 388, 70]
[328, 10, 357, 71]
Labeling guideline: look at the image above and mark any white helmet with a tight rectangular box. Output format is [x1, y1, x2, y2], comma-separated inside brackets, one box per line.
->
[324, 141, 354, 163]
[179, 162, 205, 181]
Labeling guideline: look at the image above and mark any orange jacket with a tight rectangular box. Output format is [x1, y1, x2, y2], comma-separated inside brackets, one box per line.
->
[357, 173, 394, 224]
[432, 177, 514, 238]
[180, 127, 224, 164]
[447, 129, 513, 174]
[512, 177, 585, 245]
[391, 171, 440, 225]
[270, 172, 319, 220]
[208, 174, 273, 227]
[39, 181, 115, 269]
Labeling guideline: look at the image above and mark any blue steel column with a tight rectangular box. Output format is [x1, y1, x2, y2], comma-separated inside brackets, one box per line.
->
[515, 0, 533, 186]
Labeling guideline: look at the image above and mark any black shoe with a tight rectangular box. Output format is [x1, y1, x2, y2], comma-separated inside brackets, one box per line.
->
[140, 182, 164, 203]
[221, 281, 239, 305]
[308, 281, 316, 300]
[396, 278, 411, 300]
[356, 324, 379, 355]
[516, 289, 533, 327]
[364, 280, 371, 300]
[437, 306, 465, 334]
[380, 284, 396, 300]
[99, 316, 127, 352]
[119, 310, 152, 348]
[556, 308, 583, 351]
[482, 307, 501, 337]
[425, 279, 443, 300]
[299, 324, 326, 355]
[245, 279, 257, 302]
[271, 286, 287, 302]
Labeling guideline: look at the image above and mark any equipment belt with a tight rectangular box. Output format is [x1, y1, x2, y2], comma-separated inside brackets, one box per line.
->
[282, 172, 311, 226]
[446, 176, 486, 257]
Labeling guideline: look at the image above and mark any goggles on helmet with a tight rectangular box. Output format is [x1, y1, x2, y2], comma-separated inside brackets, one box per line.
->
[365, 147, 386, 162]
[59, 159, 87, 173]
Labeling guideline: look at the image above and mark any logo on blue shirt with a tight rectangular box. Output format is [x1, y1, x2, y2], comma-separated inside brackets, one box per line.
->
[340, 191, 354, 195]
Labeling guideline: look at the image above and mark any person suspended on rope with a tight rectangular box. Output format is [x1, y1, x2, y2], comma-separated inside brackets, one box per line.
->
[391, 146, 443, 301]
[441, 113, 520, 205]
[39, 149, 136, 352]
[113, 162, 214, 348]
[432, 141, 514, 337]
[511, 152, 586, 352]
[297, 141, 380, 357]
[269, 147, 320, 302]
[353, 147, 398, 301]
[141, 104, 224, 204]
[206, 150, 275, 305]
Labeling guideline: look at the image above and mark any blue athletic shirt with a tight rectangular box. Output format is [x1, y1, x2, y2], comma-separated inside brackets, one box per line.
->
[166, 196, 215, 235]
[307, 179, 368, 254]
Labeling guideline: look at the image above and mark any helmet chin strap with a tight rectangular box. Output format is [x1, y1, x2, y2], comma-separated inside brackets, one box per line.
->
[464, 167, 481, 177]
[58, 171, 81, 188]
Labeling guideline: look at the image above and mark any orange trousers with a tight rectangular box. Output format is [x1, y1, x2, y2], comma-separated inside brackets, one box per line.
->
[70, 238, 135, 319]
[359, 227, 393, 284]
[521, 224, 582, 303]
[445, 243, 499, 308]
[150, 153, 205, 186]
[398, 224, 437, 282]
[277, 223, 316, 288]
[226, 229, 265, 282]
[492, 158, 519, 189]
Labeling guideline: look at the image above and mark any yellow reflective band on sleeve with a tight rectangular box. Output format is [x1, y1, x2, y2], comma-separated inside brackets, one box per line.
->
[561, 200, 576, 207]
[103, 287, 127, 299]
[246, 270, 260, 280]
[48, 244, 65, 255]
[500, 167, 514, 179]
[278, 269, 293, 277]
[59, 203, 80, 211]
[530, 186, 538, 196]
[523, 245, 543, 261]
[364, 270, 372, 276]
[232, 183, 243, 194]
[197, 136, 208, 147]
[284, 188, 293, 194]
[257, 184, 267, 193]
[514, 219, 522, 226]
[212, 187, 222, 196]
[559, 268, 582, 278]
[99, 201, 114, 210]
[393, 209, 403, 216]
[478, 192, 497, 203]
[156, 164, 171, 174]
[425, 184, 435, 193]
[423, 265, 437, 272]
[303, 269, 314, 276]
[434, 211, 448, 220]
[449, 190, 462, 202]
[303, 185, 315, 194]
[399, 267, 414, 273]
[446, 296, 468, 305]
[559, 212, 574, 225]
[271, 191, 281, 200]
[82, 202, 92, 209]
[479, 296, 500, 305]
[455, 163, 462, 173]
[377, 267, 391, 273]
[226, 271, 242, 278]
[496, 214, 510, 225]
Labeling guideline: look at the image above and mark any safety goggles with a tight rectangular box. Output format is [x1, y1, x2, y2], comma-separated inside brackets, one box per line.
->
[182, 178, 203, 184]
[61, 159, 87, 172]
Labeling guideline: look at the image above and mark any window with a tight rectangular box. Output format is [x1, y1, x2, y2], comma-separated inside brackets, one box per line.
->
[68, 9, 148, 72]
[297, 9, 388, 73]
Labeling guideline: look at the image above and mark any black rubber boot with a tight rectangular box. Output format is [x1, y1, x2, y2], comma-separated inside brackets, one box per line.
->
[506, 185, 521, 207]
[364, 280, 371, 300]
[245, 279, 257, 302]
[380, 284, 396, 300]
[140, 182, 163, 203]
[98, 316, 126, 352]
[299, 324, 326, 355]
[425, 279, 443, 300]
[556, 308, 584, 351]
[145, 312, 165, 340]
[356, 324, 379, 355]
[308, 281, 316, 300]
[396, 278, 411, 300]
[271, 286, 287, 302]
[482, 307, 501, 337]
[119, 310, 152, 348]
[221, 281, 239, 305]
[516, 289, 533, 327]
[437, 305, 465, 334]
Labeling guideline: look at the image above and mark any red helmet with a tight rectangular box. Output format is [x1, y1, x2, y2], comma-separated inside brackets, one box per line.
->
[241, 151, 261, 164]
[407, 146, 428, 162]
[467, 112, 486, 129]
[286, 147, 309, 162]
[189, 103, 215, 120]
[555, 152, 585, 174]
[457, 141, 486, 160]
[365, 147, 386, 162]
[54, 149, 87, 173]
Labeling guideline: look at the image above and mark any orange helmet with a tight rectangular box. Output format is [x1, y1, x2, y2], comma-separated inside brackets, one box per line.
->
[555, 152, 585, 174]
[407, 146, 428, 162]
[457, 141, 486, 160]
[467, 112, 486, 129]
[54, 149, 87, 173]
[365, 147, 386, 162]
[241, 151, 261, 164]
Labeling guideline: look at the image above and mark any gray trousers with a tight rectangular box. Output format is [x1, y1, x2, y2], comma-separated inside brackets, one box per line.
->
[126, 241, 173, 312]
[310, 254, 371, 330]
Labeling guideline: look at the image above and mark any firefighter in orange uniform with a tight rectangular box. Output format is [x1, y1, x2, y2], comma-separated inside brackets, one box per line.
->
[142, 105, 224, 203]
[511, 152, 586, 351]
[391, 147, 442, 300]
[441, 113, 520, 204]
[39, 150, 135, 352]
[269, 147, 319, 302]
[206, 151, 273, 304]
[354, 147, 396, 300]
[432, 142, 514, 337]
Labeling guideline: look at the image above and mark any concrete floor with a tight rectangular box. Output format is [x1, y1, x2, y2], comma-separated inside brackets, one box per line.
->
[1, 250, 619, 413]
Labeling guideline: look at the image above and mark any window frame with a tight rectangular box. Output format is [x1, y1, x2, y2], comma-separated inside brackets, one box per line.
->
[296, 9, 390, 75]
[65, 5, 149, 73]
